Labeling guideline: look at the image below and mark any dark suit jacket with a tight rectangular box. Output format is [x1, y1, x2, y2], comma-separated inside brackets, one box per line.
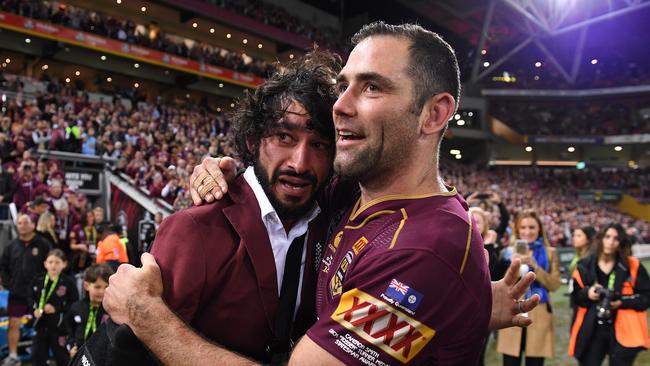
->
[151, 175, 328, 362]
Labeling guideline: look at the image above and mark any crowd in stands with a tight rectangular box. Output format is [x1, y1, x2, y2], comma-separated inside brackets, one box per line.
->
[211, 0, 343, 50]
[0, 0, 276, 78]
[491, 98, 650, 135]
[442, 161, 650, 247]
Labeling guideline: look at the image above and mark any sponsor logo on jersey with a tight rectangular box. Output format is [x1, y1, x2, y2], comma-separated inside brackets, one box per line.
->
[352, 237, 368, 254]
[332, 288, 435, 363]
[383, 279, 423, 313]
[330, 250, 354, 297]
[328, 231, 344, 253]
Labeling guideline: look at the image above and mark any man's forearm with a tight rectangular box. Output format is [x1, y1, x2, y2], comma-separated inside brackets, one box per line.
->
[129, 297, 259, 366]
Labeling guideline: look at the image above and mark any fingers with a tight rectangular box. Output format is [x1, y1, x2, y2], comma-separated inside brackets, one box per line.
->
[510, 271, 536, 300]
[511, 315, 533, 327]
[140, 252, 159, 269]
[190, 165, 206, 206]
[502, 258, 522, 287]
[517, 294, 540, 314]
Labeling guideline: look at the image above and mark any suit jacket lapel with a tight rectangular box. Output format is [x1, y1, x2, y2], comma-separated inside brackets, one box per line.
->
[223, 176, 279, 332]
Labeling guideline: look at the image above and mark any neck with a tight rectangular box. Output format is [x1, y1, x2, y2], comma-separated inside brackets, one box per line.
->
[576, 246, 588, 257]
[600, 253, 615, 263]
[19, 233, 35, 242]
[47, 272, 59, 280]
[358, 155, 444, 206]
[90, 300, 101, 307]
[282, 219, 296, 234]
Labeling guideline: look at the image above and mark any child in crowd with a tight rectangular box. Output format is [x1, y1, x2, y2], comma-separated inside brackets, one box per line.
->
[29, 249, 79, 366]
[65, 263, 114, 358]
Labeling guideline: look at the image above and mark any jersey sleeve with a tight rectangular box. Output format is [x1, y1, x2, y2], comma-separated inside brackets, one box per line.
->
[307, 249, 490, 365]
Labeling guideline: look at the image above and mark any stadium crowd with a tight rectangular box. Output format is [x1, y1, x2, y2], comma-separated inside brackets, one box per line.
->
[442, 162, 650, 247]
[0, 0, 276, 78]
[210, 0, 343, 50]
[491, 98, 650, 136]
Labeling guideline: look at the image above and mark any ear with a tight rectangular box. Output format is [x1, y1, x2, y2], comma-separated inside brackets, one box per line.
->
[83, 281, 90, 292]
[418, 92, 456, 136]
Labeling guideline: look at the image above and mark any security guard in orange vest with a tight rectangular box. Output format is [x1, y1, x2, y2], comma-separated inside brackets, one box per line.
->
[569, 223, 650, 366]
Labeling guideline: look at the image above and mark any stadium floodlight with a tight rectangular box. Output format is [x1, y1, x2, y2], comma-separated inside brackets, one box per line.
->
[100, 55, 107, 61]
[614, 146, 622, 151]
[230, 103, 235, 108]
[454, 114, 461, 120]
[192, 22, 198, 28]
[258, 44, 263, 49]
[567, 146, 575, 152]
[535, 61, 542, 68]
[75, 70, 80, 76]
[218, 83, 223, 88]
[116, 0, 121, 4]
[25, 38, 31, 44]
[591, 59, 598, 65]
[483, 61, 490, 67]
[481, 49, 487, 55]
[468, 111, 474, 117]
[134, 63, 140, 68]
[41, 64, 48, 70]
[106, 77, 112, 82]
[226, 33, 232, 39]
[65, 78, 70, 83]
[243, 39, 248, 44]
[455, 154, 462, 160]
[134, 83, 139, 88]
[457, 119, 466, 126]
[450, 149, 461, 155]
[141, 6, 146, 12]
[210, 28, 215, 33]
[5, 58, 10, 64]
[525, 146, 533, 152]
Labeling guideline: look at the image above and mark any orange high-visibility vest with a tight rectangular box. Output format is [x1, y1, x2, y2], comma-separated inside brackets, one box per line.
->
[569, 257, 649, 356]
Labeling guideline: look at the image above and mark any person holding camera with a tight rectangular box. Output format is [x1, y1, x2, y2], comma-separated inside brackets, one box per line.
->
[497, 209, 561, 366]
[569, 223, 650, 366]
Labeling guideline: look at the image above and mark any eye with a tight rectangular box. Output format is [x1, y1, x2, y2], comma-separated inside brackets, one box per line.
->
[364, 83, 380, 93]
[313, 141, 330, 150]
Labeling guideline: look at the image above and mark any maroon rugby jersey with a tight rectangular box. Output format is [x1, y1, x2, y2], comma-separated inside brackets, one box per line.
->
[307, 189, 492, 365]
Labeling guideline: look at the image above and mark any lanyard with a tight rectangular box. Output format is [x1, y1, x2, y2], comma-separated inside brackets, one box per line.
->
[38, 275, 59, 310]
[607, 271, 616, 289]
[84, 305, 99, 339]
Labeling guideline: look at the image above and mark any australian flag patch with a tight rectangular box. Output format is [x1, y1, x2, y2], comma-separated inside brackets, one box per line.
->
[383, 278, 423, 313]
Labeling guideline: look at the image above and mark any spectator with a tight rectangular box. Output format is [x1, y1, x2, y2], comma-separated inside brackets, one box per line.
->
[35, 211, 58, 249]
[0, 214, 51, 366]
[569, 223, 650, 365]
[498, 209, 562, 366]
[29, 249, 78, 366]
[95, 222, 128, 271]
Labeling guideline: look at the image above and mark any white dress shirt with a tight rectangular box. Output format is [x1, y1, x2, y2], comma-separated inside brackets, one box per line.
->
[243, 167, 321, 314]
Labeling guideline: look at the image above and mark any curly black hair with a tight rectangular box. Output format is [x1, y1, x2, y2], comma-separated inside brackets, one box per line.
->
[229, 50, 341, 165]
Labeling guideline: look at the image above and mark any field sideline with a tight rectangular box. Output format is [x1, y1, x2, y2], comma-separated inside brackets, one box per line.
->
[484, 260, 650, 366]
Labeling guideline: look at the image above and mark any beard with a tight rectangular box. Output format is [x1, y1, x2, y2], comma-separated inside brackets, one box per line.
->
[253, 160, 321, 223]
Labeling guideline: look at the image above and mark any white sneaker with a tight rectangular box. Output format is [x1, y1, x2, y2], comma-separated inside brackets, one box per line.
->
[1, 355, 21, 366]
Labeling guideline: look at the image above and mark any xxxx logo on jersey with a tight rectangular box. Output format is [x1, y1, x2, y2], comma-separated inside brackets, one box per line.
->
[331, 288, 435, 363]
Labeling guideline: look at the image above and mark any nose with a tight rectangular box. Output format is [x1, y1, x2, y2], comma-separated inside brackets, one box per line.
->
[287, 141, 310, 174]
[333, 87, 356, 119]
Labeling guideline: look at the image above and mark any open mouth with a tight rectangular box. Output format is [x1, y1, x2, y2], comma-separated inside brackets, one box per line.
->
[278, 176, 312, 192]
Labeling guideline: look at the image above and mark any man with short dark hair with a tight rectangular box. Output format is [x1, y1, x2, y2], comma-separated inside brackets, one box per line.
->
[104, 22, 539, 366]
[0, 214, 51, 366]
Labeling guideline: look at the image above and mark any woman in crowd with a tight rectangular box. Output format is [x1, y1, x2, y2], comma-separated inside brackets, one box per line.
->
[35, 212, 57, 249]
[497, 209, 561, 366]
[569, 226, 596, 274]
[569, 223, 650, 366]
[69, 211, 97, 273]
